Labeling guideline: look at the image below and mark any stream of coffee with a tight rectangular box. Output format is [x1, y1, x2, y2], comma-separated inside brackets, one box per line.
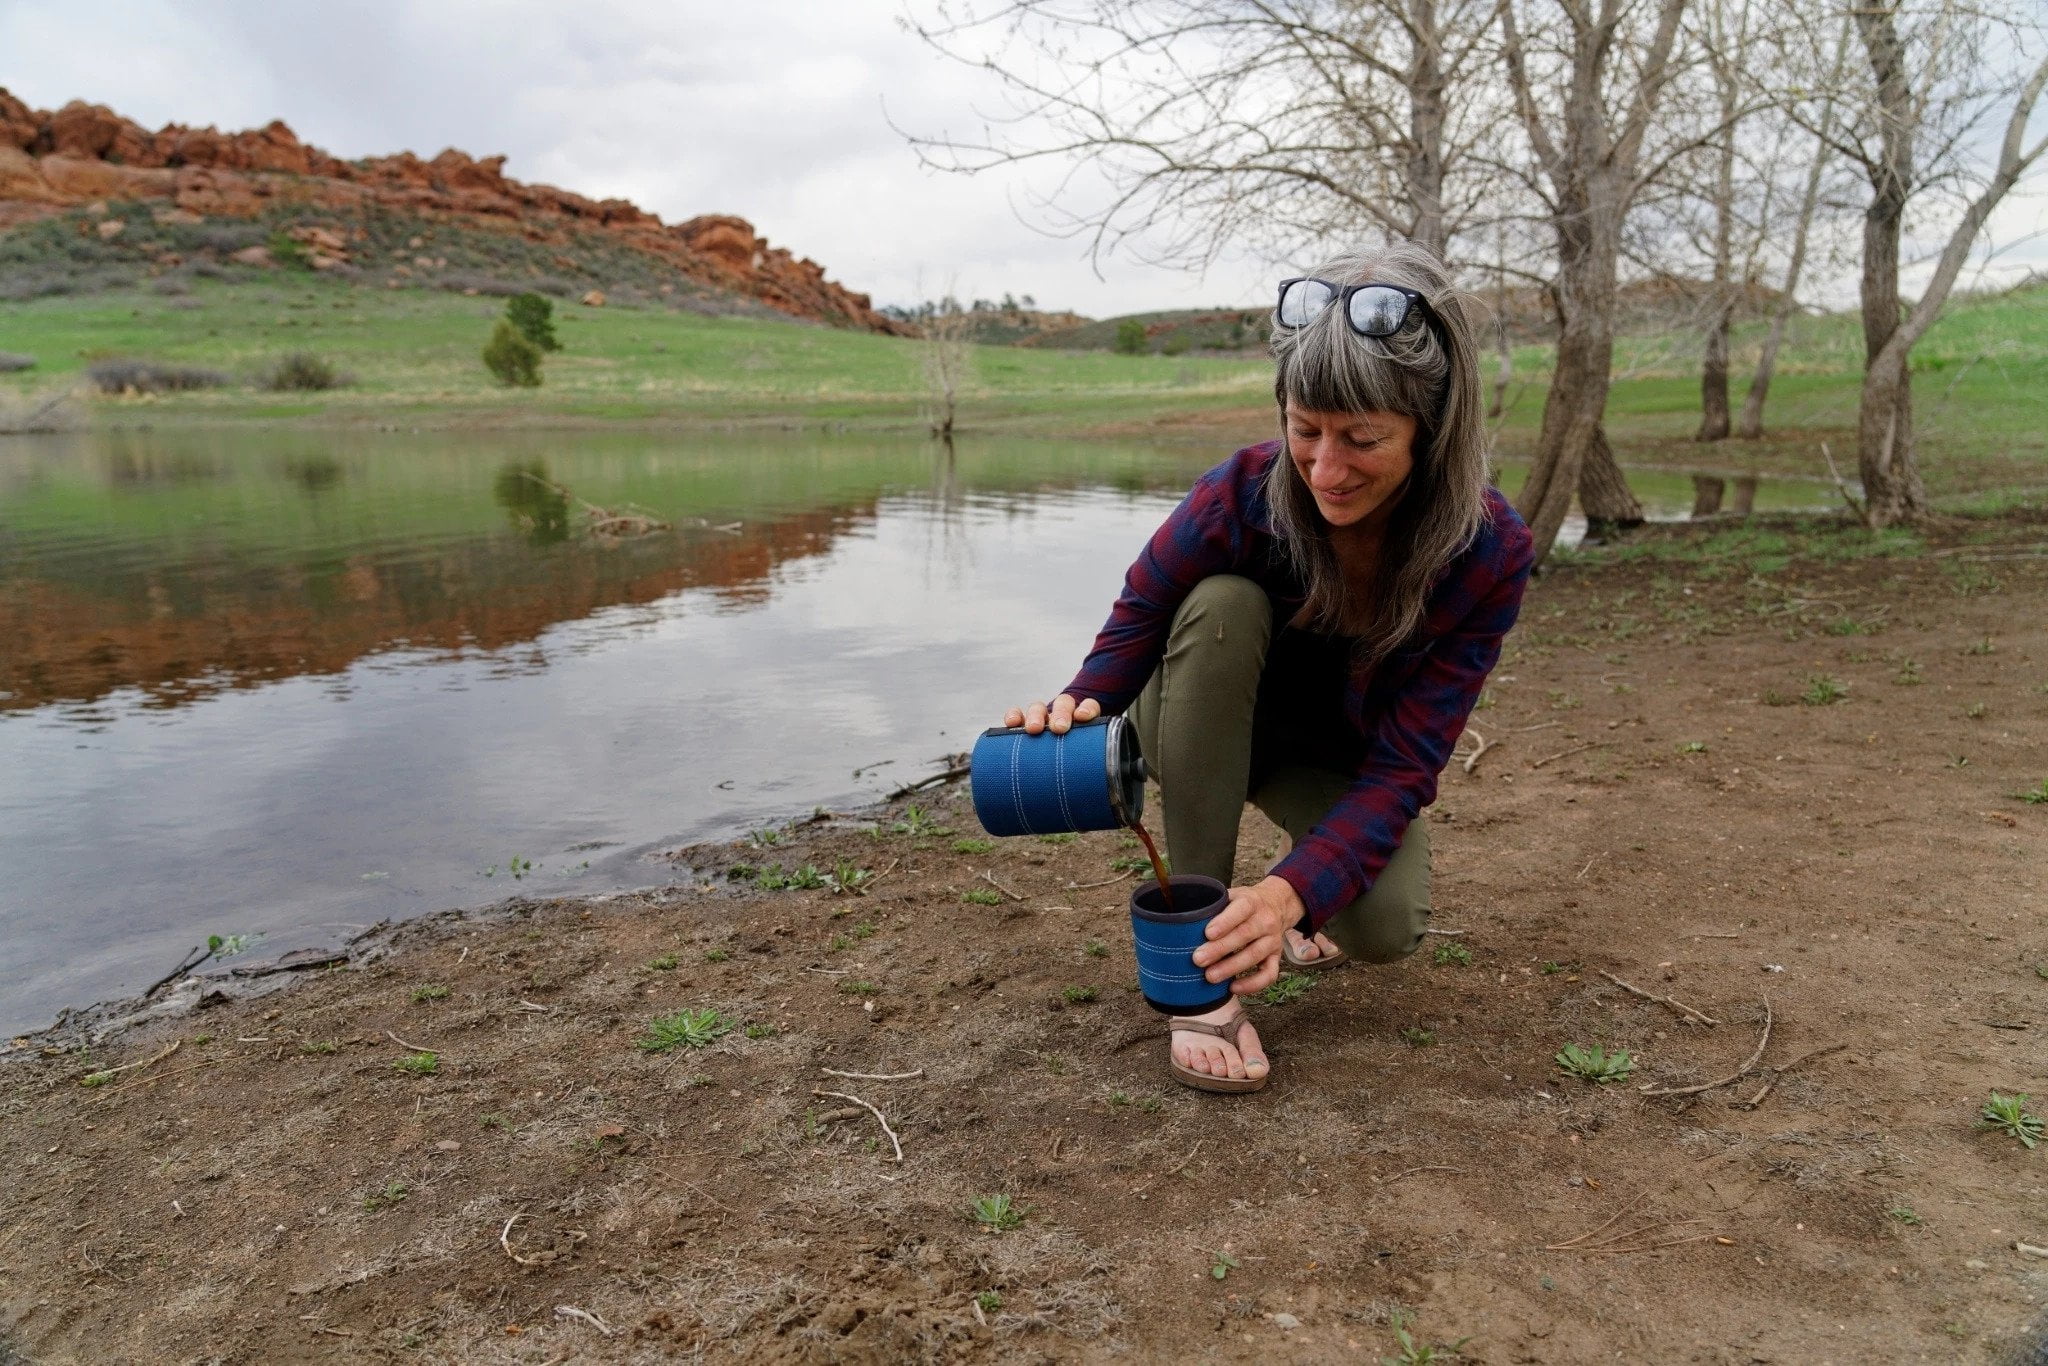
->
[1129, 819, 1174, 910]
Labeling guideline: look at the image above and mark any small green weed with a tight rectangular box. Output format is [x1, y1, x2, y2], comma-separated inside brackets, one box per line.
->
[1540, 960, 1577, 975]
[508, 855, 533, 879]
[1802, 676, 1847, 705]
[480, 1113, 508, 1129]
[891, 804, 951, 837]
[79, 1070, 115, 1087]
[1826, 617, 1881, 636]
[2014, 779, 2048, 805]
[1886, 1205, 1922, 1225]
[300, 1041, 338, 1055]
[952, 838, 994, 855]
[394, 1051, 439, 1077]
[1761, 689, 1794, 706]
[1036, 832, 1078, 845]
[788, 865, 828, 890]
[362, 1181, 410, 1212]
[638, 1007, 733, 1053]
[1260, 972, 1316, 1005]
[961, 888, 1003, 906]
[1401, 1026, 1437, 1047]
[1108, 1089, 1132, 1108]
[827, 859, 872, 894]
[1039, 1051, 1071, 1075]
[206, 933, 252, 957]
[726, 861, 759, 880]
[1677, 740, 1708, 754]
[969, 1193, 1025, 1232]
[1893, 657, 1924, 685]
[1382, 1310, 1471, 1365]
[648, 954, 678, 971]
[749, 827, 784, 847]
[753, 864, 791, 890]
[410, 985, 449, 1003]
[1061, 984, 1097, 1004]
[1978, 1091, 2044, 1148]
[976, 1291, 1003, 1312]
[840, 980, 878, 996]
[1554, 1042, 1634, 1084]
[1210, 1249, 1240, 1280]
[1083, 938, 1108, 958]
[1432, 941, 1474, 966]
[744, 1023, 777, 1040]
[1966, 701, 1987, 719]
[1109, 854, 1158, 874]
[1964, 635, 1997, 655]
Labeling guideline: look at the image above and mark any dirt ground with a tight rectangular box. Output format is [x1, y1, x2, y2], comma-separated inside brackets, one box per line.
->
[4, 511, 2047, 1365]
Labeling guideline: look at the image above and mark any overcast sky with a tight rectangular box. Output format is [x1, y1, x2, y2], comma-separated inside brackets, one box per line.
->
[1, 0, 2041, 317]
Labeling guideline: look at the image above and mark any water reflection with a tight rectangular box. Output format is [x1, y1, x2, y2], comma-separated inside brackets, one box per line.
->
[493, 460, 572, 544]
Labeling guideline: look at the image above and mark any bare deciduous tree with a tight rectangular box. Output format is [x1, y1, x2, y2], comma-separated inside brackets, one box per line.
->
[1498, 0, 1692, 553]
[919, 291, 975, 440]
[1834, 5, 2048, 524]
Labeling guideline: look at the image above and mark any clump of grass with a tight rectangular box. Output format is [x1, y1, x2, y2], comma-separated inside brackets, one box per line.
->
[1083, 939, 1108, 958]
[952, 837, 994, 855]
[704, 947, 731, 962]
[648, 954, 678, 971]
[394, 1051, 439, 1077]
[1260, 972, 1315, 1006]
[1677, 740, 1708, 754]
[1963, 635, 1997, 655]
[1401, 1026, 1437, 1048]
[827, 860, 872, 894]
[890, 804, 951, 837]
[2013, 779, 2048, 806]
[1893, 657, 1924, 685]
[787, 865, 828, 890]
[840, 980, 878, 996]
[261, 351, 346, 391]
[206, 933, 252, 957]
[1965, 701, 1987, 719]
[300, 1041, 338, 1055]
[749, 827, 784, 848]
[1432, 941, 1474, 967]
[1802, 676, 1847, 705]
[410, 984, 449, 1003]
[1554, 1042, 1634, 1084]
[1109, 854, 1160, 874]
[744, 1023, 777, 1040]
[1978, 1092, 2044, 1148]
[361, 1181, 409, 1212]
[637, 1007, 732, 1053]
[1383, 1310, 1470, 1365]
[1061, 985, 1097, 1004]
[968, 1194, 1025, 1232]
[1036, 832, 1078, 845]
[961, 888, 1003, 906]
[1210, 1249, 1240, 1280]
[86, 357, 228, 394]
[1826, 616, 1881, 636]
[975, 1290, 1003, 1312]
[480, 1113, 508, 1130]
[1886, 1205, 1922, 1225]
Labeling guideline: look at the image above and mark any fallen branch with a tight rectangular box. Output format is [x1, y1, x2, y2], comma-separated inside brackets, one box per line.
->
[501, 1213, 540, 1266]
[979, 869, 1027, 902]
[820, 1067, 925, 1081]
[554, 1305, 613, 1336]
[1641, 996, 1771, 1097]
[94, 1059, 221, 1095]
[1512, 720, 1564, 733]
[1531, 740, 1608, 770]
[1380, 1165, 1463, 1184]
[143, 945, 208, 998]
[1731, 1042, 1846, 1111]
[1819, 442, 1871, 528]
[77, 1039, 179, 1084]
[1547, 1194, 1650, 1250]
[1067, 871, 1134, 891]
[1598, 969, 1720, 1027]
[885, 764, 971, 801]
[812, 1089, 903, 1162]
[385, 1030, 437, 1054]
[1456, 727, 1495, 775]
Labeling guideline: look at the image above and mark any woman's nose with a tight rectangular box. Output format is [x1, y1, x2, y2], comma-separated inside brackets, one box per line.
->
[1306, 445, 1350, 490]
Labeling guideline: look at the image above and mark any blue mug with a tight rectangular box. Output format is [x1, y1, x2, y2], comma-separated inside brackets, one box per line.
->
[1130, 875, 1231, 1015]
[969, 716, 1145, 837]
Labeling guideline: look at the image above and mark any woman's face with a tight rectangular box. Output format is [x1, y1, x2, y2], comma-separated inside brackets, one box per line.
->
[1284, 402, 1417, 530]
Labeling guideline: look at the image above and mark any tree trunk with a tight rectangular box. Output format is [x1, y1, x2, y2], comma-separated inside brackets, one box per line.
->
[1853, 4, 1926, 525]
[1404, 0, 1448, 256]
[1738, 97, 1836, 439]
[1580, 426, 1644, 536]
[1730, 475, 1758, 516]
[1696, 303, 1732, 441]
[1690, 476, 1725, 518]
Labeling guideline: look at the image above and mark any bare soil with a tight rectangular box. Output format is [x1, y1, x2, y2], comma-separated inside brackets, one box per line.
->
[5, 512, 2047, 1365]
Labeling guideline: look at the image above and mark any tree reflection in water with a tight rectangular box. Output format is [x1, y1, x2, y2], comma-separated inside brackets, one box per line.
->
[493, 460, 571, 544]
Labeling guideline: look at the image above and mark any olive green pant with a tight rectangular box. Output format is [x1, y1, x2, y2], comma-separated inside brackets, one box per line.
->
[1125, 574, 1431, 964]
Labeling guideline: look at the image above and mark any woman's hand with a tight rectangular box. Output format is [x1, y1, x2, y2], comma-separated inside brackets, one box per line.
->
[1001, 694, 1101, 736]
[1192, 876, 1306, 997]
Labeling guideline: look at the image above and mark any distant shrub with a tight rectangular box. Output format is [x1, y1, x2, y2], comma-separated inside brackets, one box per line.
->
[505, 292, 562, 352]
[1161, 330, 1191, 356]
[86, 358, 229, 394]
[0, 352, 34, 373]
[0, 265, 136, 301]
[261, 352, 345, 391]
[482, 320, 543, 387]
[1114, 319, 1147, 355]
[267, 230, 309, 270]
[191, 223, 265, 254]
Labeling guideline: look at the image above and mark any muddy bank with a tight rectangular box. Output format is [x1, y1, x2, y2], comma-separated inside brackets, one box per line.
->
[4, 512, 2047, 1363]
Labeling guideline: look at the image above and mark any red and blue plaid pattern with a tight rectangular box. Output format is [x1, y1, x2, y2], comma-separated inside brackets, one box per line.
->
[1061, 441, 1534, 929]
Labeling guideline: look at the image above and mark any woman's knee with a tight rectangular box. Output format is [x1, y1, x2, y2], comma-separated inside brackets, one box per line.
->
[1172, 574, 1271, 646]
[1323, 893, 1430, 964]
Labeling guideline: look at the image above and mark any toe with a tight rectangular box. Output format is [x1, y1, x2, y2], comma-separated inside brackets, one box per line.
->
[1237, 1021, 1269, 1078]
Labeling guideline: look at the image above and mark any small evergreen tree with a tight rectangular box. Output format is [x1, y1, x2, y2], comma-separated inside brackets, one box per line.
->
[1114, 319, 1147, 355]
[504, 292, 561, 352]
[483, 320, 543, 387]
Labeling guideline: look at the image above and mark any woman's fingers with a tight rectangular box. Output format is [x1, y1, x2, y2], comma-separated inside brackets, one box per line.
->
[1002, 695, 1099, 736]
[1023, 700, 1049, 735]
[1191, 897, 1260, 968]
[1228, 953, 1282, 998]
[1073, 697, 1101, 724]
[1002, 706, 1026, 728]
[1206, 938, 1280, 984]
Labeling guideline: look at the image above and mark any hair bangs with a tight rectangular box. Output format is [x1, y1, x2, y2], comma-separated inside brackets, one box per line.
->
[1277, 305, 1442, 426]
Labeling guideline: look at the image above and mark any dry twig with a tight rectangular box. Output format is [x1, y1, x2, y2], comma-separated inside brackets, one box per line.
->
[1641, 997, 1772, 1097]
[555, 1306, 613, 1336]
[1731, 1042, 1846, 1110]
[1456, 727, 1495, 774]
[78, 1039, 179, 1083]
[812, 1089, 903, 1162]
[501, 1213, 540, 1266]
[979, 870, 1027, 902]
[385, 1030, 436, 1054]
[1531, 740, 1608, 770]
[1381, 1165, 1463, 1184]
[1067, 870, 1134, 891]
[820, 1067, 925, 1081]
[1598, 969, 1720, 1026]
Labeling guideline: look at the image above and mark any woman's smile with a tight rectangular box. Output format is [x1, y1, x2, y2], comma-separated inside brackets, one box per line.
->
[1285, 402, 1418, 529]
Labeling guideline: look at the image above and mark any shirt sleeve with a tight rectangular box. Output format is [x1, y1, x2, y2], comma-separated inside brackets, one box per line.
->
[1269, 517, 1535, 930]
[1058, 453, 1257, 714]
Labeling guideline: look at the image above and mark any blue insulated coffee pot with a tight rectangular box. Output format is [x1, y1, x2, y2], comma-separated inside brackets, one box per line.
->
[969, 716, 1146, 837]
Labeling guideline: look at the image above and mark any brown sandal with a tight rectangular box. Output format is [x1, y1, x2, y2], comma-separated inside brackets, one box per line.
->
[1281, 932, 1348, 972]
[1166, 1008, 1269, 1094]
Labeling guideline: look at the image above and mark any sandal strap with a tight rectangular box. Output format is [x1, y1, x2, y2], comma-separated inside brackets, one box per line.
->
[1166, 1011, 1245, 1047]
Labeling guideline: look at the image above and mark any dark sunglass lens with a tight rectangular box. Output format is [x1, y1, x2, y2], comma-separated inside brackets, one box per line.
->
[1348, 286, 1411, 337]
[1278, 279, 1334, 327]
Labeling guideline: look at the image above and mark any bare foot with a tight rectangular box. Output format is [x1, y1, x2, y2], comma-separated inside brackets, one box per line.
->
[1284, 927, 1344, 962]
[1169, 999, 1269, 1082]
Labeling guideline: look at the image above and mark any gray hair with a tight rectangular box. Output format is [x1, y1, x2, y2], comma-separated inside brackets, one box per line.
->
[1264, 239, 1489, 667]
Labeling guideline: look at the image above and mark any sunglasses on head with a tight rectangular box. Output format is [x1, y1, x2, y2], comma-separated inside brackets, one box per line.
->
[1274, 277, 1444, 346]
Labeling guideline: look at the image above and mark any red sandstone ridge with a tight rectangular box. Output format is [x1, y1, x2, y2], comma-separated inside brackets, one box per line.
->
[0, 91, 905, 334]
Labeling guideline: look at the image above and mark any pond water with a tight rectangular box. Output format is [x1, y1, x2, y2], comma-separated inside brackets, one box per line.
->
[0, 428, 1831, 1035]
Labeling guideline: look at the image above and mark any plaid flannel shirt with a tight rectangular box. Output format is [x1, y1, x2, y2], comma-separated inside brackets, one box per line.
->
[1061, 440, 1534, 930]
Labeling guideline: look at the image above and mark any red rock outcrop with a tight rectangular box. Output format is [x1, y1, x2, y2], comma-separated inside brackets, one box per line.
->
[0, 90, 904, 333]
